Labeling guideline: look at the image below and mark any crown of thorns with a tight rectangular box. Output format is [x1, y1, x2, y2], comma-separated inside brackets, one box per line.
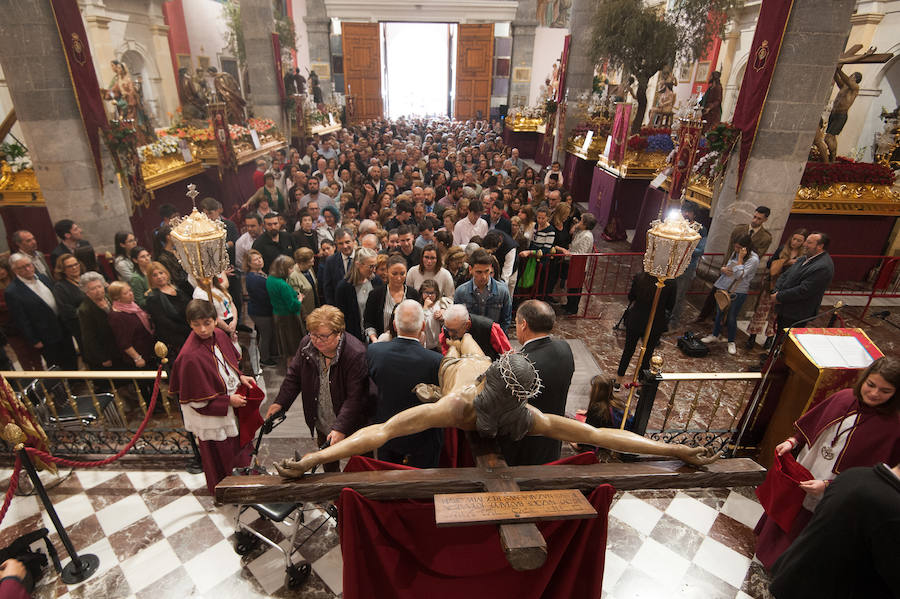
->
[497, 352, 542, 401]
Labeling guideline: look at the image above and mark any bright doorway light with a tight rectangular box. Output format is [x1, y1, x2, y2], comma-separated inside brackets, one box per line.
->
[383, 23, 450, 119]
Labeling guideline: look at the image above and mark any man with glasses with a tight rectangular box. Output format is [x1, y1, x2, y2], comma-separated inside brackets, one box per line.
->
[5, 253, 77, 369]
[439, 304, 510, 360]
[322, 228, 356, 305]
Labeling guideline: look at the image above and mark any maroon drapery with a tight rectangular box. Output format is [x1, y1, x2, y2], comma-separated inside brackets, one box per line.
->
[272, 33, 286, 102]
[609, 103, 632, 165]
[48, 0, 109, 188]
[338, 453, 612, 599]
[732, 0, 795, 192]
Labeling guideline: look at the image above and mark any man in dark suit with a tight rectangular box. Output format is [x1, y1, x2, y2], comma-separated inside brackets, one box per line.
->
[322, 228, 356, 305]
[773, 231, 835, 332]
[501, 300, 574, 466]
[483, 202, 512, 236]
[367, 300, 443, 468]
[5, 253, 77, 369]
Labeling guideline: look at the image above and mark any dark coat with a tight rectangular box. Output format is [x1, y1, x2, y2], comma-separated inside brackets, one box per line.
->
[334, 279, 369, 341]
[367, 337, 442, 460]
[252, 231, 295, 273]
[363, 284, 419, 339]
[483, 214, 512, 236]
[626, 272, 676, 336]
[52, 278, 85, 342]
[4, 274, 67, 346]
[272, 333, 372, 437]
[144, 288, 192, 355]
[322, 252, 353, 305]
[501, 336, 574, 466]
[76, 299, 121, 369]
[774, 252, 835, 325]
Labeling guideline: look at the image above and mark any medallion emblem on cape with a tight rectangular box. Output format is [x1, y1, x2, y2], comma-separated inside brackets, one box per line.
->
[71, 33, 87, 66]
[753, 40, 770, 72]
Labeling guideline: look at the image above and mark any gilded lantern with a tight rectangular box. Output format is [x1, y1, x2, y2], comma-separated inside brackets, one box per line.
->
[170, 207, 229, 280]
[643, 210, 702, 280]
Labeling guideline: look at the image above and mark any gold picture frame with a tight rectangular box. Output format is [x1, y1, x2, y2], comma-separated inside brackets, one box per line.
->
[512, 67, 531, 82]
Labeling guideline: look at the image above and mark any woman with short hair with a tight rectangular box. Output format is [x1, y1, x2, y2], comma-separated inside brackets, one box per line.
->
[334, 248, 379, 341]
[52, 253, 86, 350]
[107, 281, 156, 371]
[267, 255, 304, 359]
[144, 261, 192, 358]
[76, 272, 120, 370]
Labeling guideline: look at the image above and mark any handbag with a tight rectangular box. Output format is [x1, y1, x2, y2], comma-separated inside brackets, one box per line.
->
[519, 255, 537, 288]
[677, 331, 709, 357]
[755, 451, 813, 532]
[714, 267, 744, 312]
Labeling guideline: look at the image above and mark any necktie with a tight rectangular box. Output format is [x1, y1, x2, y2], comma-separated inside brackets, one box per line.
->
[304, 271, 319, 306]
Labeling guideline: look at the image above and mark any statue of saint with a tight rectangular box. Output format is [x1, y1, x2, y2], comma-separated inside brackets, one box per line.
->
[700, 71, 722, 132]
[104, 60, 156, 144]
[178, 67, 207, 121]
[651, 81, 676, 127]
[207, 66, 246, 125]
[824, 67, 861, 162]
[284, 67, 306, 96]
[274, 335, 718, 478]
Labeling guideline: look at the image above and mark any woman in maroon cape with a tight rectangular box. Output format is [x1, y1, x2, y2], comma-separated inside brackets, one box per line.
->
[169, 300, 258, 495]
[754, 356, 900, 569]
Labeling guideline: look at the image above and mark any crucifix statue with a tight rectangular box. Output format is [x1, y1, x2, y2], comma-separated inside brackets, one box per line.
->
[274, 335, 718, 478]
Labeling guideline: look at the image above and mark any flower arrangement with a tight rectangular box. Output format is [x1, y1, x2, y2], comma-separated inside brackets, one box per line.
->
[625, 131, 673, 154]
[627, 135, 648, 151]
[801, 157, 895, 188]
[228, 123, 253, 143]
[248, 117, 277, 137]
[571, 117, 611, 140]
[0, 141, 32, 172]
[159, 125, 214, 142]
[139, 136, 180, 160]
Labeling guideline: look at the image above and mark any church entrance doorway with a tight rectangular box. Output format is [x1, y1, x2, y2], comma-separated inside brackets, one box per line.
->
[382, 22, 455, 119]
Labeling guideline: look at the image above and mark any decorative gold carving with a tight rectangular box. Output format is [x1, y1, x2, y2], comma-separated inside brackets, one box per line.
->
[596, 150, 670, 180]
[0, 162, 45, 205]
[506, 117, 546, 133]
[793, 183, 900, 215]
[141, 155, 205, 191]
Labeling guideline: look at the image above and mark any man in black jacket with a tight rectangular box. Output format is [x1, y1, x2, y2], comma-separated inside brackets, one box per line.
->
[252, 212, 295, 272]
[501, 300, 574, 466]
[367, 300, 442, 468]
[321, 228, 356, 305]
[772, 231, 835, 331]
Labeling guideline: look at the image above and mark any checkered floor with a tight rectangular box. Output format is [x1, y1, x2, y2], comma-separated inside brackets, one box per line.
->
[0, 464, 774, 599]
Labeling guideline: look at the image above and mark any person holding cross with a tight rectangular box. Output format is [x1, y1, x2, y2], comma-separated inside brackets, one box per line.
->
[274, 334, 718, 478]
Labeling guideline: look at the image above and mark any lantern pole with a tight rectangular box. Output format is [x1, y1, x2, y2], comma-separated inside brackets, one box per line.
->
[620, 277, 665, 429]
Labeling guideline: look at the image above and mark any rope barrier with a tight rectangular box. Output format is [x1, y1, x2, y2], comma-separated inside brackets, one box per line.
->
[23, 367, 163, 469]
[0, 455, 22, 528]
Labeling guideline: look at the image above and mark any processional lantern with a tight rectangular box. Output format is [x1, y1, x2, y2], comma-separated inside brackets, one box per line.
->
[621, 211, 702, 429]
[170, 183, 229, 293]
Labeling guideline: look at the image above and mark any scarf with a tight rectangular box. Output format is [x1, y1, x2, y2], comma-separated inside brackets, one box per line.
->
[113, 300, 154, 334]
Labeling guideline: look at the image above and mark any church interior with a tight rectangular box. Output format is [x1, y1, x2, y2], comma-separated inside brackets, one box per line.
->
[0, 0, 899, 598]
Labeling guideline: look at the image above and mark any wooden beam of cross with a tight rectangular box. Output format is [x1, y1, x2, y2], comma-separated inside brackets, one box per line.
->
[216, 434, 765, 571]
[838, 44, 893, 64]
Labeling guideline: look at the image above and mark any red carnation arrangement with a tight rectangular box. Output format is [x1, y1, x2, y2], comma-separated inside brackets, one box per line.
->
[801, 157, 895, 188]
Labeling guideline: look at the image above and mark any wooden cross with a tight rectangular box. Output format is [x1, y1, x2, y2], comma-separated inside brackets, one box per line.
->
[216, 433, 765, 571]
[838, 44, 893, 65]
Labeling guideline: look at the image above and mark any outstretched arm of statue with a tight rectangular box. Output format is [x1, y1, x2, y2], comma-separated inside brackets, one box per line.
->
[274, 393, 478, 478]
[834, 67, 850, 88]
[527, 408, 720, 467]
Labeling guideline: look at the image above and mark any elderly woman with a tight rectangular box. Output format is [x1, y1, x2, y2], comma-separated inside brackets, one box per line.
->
[107, 281, 156, 371]
[144, 261, 192, 359]
[267, 255, 304, 359]
[334, 247, 379, 341]
[129, 246, 152, 307]
[52, 253, 86, 349]
[755, 356, 900, 569]
[265, 305, 371, 471]
[76, 272, 120, 370]
[288, 247, 319, 323]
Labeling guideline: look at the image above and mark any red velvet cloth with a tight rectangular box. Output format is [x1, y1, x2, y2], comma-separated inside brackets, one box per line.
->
[339, 453, 611, 599]
[755, 451, 812, 533]
[236, 382, 265, 447]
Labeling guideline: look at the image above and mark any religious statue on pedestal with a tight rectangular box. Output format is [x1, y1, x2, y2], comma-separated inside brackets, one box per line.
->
[824, 66, 861, 162]
[207, 66, 246, 125]
[274, 335, 718, 478]
[699, 71, 722, 132]
[178, 67, 207, 121]
[103, 60, 156, 144]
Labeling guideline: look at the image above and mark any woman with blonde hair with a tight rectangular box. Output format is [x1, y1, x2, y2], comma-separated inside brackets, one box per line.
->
[444, 246, 470, 289]
[334, 247, 378, 341]
[267, 255, 304, 359]
[518, 205, 536, 240]
[144, 261, 191, 358]
[107, 281, 155, 371]
[441, 208, 457, 236]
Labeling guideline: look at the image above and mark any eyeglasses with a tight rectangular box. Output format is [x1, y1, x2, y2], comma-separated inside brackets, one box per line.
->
[310, 331, 337, 342]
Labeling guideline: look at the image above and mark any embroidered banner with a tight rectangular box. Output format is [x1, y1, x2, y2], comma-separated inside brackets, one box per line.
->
[272, 33, 286, 102]
[669, 120, 703, 200]
[732, 0, 795, 192]
[609, 102, 632, 166]
[210, 103, 237, 178]
[49, 0, 109, 188]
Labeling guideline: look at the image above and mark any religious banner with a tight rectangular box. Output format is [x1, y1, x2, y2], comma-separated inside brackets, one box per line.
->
[555, 35, 571, 104]
[209, 102, 237, 178]
[669, 120, 703, 200]
[272, 33, 286, 102]
[103, 119, 149, 214]
[732, 0, 795, 192]
[48, 0, 109, 188]
[609, 102, 632, 166]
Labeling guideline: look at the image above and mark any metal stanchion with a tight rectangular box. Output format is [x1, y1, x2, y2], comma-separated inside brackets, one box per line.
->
[2, 423, 99, 584]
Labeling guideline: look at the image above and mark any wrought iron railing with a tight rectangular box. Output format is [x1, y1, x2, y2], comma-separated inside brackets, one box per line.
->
[631, 369, 762, 455]
[1, 369, 193, 456]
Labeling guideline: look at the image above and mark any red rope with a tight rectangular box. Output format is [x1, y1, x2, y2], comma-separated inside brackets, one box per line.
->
[24, 367, 163, 469]
[0, 455, 22, 528]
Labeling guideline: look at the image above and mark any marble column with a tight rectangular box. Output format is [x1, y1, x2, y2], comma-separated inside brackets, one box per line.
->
[706, 0, 855, 253]
[508, 0, 537, 109]
[560, 0, 596, 144]
[304, 0, 332, 102]
[239, 0, 284, 126]
[0, 0, 133, 252]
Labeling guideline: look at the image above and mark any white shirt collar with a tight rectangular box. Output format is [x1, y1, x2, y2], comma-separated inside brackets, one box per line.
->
[522, 334, 550, 347]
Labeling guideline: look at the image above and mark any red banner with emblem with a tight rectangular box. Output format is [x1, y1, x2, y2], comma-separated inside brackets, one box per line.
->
[210, 103, 237, 178]
[609, 102, 632, 165]
[49, 0, 110, 189]
[669, 121, 703, 200]
[732, 0, 795, 192]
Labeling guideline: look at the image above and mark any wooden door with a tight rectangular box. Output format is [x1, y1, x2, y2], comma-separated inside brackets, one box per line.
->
[455, 24, 493, 121]
[342, 22, 383, 121]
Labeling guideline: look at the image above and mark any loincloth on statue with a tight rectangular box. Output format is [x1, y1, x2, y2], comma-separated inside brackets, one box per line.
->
[826, 111, 848, 135]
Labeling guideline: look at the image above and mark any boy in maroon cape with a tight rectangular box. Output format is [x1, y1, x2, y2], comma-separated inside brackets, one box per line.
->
[169, 299, 259, 495]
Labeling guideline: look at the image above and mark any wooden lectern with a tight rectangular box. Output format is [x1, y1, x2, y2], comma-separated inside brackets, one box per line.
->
[755, 328, 882, 468]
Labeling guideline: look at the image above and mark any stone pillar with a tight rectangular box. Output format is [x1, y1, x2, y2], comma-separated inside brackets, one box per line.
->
[718, 27, 742, 120]
[0, 0, 133, 252]
[239, 0, 284, 126]
[82, 13, 116, 86]
[149, 23, 180, 121]
[706, 0, 855, 253]
[561, 0, 596, 139]
[304, 0, 332, 102]
[508, 0, 537, 109]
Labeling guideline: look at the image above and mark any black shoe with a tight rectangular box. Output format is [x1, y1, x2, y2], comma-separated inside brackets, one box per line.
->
[763, 337, 774, 350]
[744, 336, 756, 350]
